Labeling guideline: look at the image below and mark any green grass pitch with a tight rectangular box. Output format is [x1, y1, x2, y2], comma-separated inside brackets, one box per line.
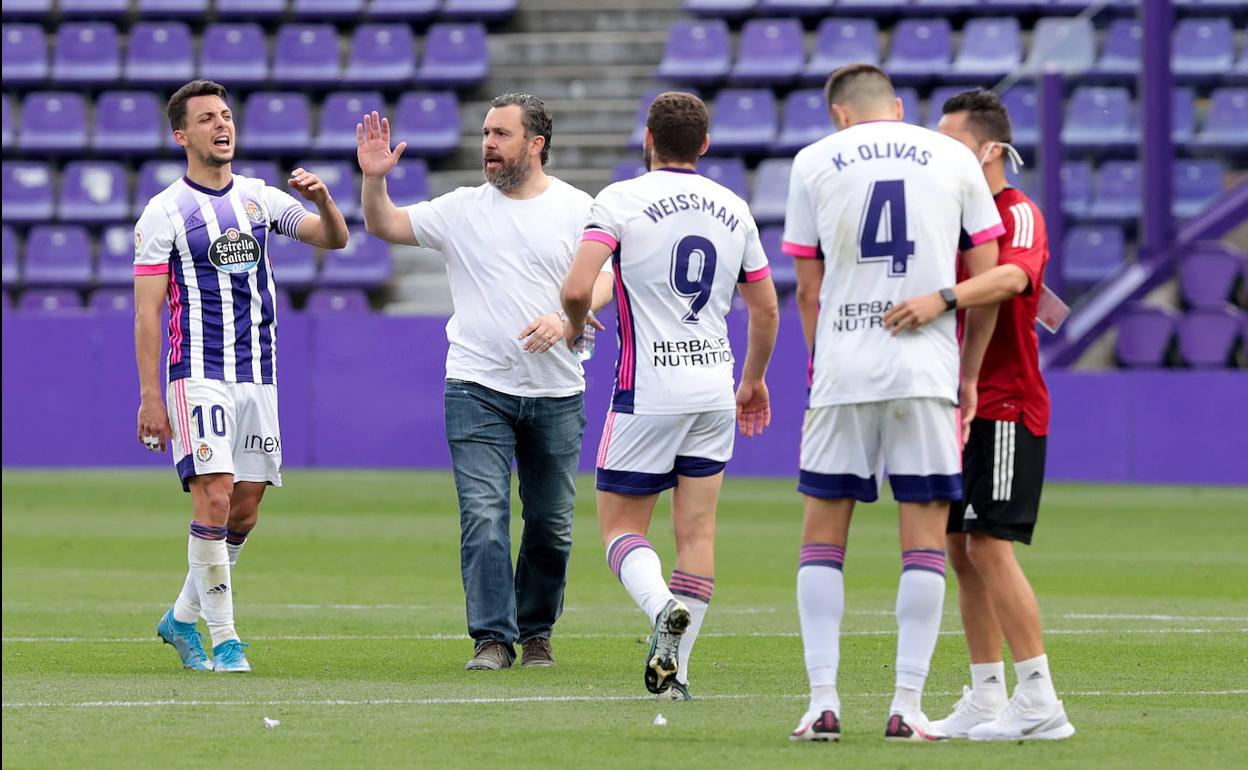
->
[3, 470, 1246, 769]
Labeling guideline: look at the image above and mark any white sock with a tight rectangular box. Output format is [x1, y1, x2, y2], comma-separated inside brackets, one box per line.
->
[1014, 654, 1059, 704]
[970, 661, 1008, 707]
[892, 550, 946, 714]
[607, 534, 672, 625]
[798, 544, 846, 713]
[225, 531, 247, 568]
[172, 571, 200, 624]
[670, 570, 714, 686]
[188, 529, 238, 647]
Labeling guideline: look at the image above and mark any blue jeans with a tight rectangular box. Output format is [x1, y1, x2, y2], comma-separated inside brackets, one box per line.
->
[444, 379, 585, 658]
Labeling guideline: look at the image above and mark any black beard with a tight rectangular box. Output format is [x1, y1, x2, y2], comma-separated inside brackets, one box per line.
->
[199, 148, 233, 168]
[485, 155, 531, 193]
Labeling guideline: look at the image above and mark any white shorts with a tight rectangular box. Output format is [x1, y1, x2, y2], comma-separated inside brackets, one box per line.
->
[596, 409, 735, 496]
[798, 398, 961, 503]
[167, 377, 283, 492]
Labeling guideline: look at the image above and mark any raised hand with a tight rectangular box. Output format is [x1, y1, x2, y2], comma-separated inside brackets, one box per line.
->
[286, 168, 331, 206]
[356, 111, 407, 179]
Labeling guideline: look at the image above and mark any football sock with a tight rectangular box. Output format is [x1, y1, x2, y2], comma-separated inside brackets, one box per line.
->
[172, 571, 200, 625]
[188, 522, 239, 646]
[892, 549, 946, 715]
[607, 534, 672, 625]
[225, 529, 248, 568]
[1014, 654, 1059, 704]
[797, 544, 846, 713]
[669, 570, 713, 686]
[970, 661, 1009, 708]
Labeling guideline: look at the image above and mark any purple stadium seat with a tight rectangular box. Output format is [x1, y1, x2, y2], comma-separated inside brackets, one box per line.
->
[884, 19, 952, 84]
[241, 93, 312, 154]
[1178, 307, 1243, 368]
[441, 0, 518, 22]
[200, 24, 269, 88]
[1088, 161, 1140, 223]
[234, 161, 282, 188]
[1116, 306, 1177, 367]
[629, 87, 702, 150]
[732, 18, 804, 86]
[136, 0, 209, 18]
[306, 288, 370, 314]
[22, 225, 93, 288]
[18, 92, 87, 154]
[1180, 247, 1244, 309]
[213, 0, 287, 20]
[366, 0, 441, 23]
[2, 0, 52, 19]
[267, 236, 318, 291]
[684, 0, 757, 17]
[1061, 160, 1093, 219]
[657, 20, 731, 85]
[1173, 160, 1223, 219]
[611, 160, 648, 183]
[93, 91, 163, 155]
[124, 22, 194, 88]
[1171, 87, 1197, 145]
[758, 0, 830, 15]
[1198, 88, 1248, 149]
[60, 161, 129, 224]
[776, 89, 832, 155]
[320, 229, 392, 289]
[316, 92, 386, 155]
[925, 85, 981, 129]
[699, 157, 748, 199]
[394, 92, 461, 157]
[1062, 87, 1133, 151]
[1, 96, 10, 151]
[1063, 225, 1125, 284]
[133, 160, 185, 217]
[387, 160, 432, 207]
[1094, 19, 1141, 81]
[805, 18, 879, 85]
[417, 23, 489, 88]
[758, 225, 796, 293]
[96, 225, 135, 287]
[2, 162, 54, 224]
[293, 161, 359, 220]
[60, 0, 128, 17]
[750, 158, 791, 226]
[2, 24, 48, 86]
[897, 87, 920, 125]
[345, 25, 416, 86]
[708, 89, 777, 154]
[2, 225, 18, 289]
[953, 17, 1021, 79]
[1173, 17, 1234, 83]
[292, 0, 367, 19]
[53, 23, 120, 86]
[999, 86, 1037, 151]
[1023, 17, 1095, 76]
[90, 288, 135, 314]
[20, 289, 84, 314]
[273, 24, 342, 88]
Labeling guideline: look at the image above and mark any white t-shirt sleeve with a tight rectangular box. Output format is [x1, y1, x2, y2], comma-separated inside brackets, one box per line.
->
[737, 215, 772, 283]
[405, 188, 463, 252]
[582, 184, 626, 253]
[959, 158, 1006, 247]
[133, 203, 175, 276]
[781, 159, 819, 259]
[262, 185, 312, 240]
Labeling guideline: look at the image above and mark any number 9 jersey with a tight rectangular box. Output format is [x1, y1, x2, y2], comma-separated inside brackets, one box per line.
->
[782, 121, 1004, 408]
[582, 167, 772, 415]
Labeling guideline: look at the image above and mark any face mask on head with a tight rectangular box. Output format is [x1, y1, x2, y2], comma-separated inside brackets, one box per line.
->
[980, 141, 1024, 174]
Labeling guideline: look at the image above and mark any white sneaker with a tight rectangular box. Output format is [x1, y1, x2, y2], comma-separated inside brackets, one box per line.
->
[930, 686, 1005, 738]
[967, 690, 1076, 741]
[884, 710, 946, 742]
[789, 708, 841, 742]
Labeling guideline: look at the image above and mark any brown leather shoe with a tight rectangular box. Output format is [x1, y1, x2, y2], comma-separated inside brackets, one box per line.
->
[520, 637, 555, 668]
[465, 641, 513, 671]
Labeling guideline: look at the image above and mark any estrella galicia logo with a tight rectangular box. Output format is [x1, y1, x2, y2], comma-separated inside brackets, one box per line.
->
[208, 227, 262, 274]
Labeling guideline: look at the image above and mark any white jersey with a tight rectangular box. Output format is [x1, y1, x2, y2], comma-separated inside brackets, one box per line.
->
[584, 167, 771, 415]
[782, 120, 1004, 407]
[134, 173, 310, 385]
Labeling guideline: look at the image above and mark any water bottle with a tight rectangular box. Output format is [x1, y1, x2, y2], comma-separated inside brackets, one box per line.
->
[573, 311, 596, 362]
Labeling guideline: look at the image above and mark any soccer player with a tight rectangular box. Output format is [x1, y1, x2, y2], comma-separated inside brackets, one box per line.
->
[884, 88, 1076, 741]
[783, 65, 1004, 742]
[136, 80, 349, 672]
[561, 92, 779, 700]
[359, 95, 615, 671]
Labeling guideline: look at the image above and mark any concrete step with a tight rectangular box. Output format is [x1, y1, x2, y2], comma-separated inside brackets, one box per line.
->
[483, 63, 657, 101]
[459, 97, 637, 134]
[509, 0, 681, 33]
[488, 31, 668, 67]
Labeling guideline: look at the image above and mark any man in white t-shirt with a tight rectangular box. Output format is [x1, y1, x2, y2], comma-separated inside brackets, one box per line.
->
[357, 94, 614, 671]
[782, 65, 1002, 743]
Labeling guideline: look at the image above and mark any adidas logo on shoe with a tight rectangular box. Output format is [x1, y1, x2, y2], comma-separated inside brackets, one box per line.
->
[206, 583, 229, 594]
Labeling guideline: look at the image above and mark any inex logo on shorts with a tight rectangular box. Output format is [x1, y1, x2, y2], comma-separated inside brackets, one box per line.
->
[208, 227, 262, 274]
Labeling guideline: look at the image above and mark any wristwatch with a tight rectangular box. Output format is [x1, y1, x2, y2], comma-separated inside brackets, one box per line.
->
[940, 287, 958, 312]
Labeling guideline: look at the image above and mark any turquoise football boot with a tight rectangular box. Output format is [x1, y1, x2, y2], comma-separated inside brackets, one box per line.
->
[212, 639, 252, 673]
[156, 608, 212, 671]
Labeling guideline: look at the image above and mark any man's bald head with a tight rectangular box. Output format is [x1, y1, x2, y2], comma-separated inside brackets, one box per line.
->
[823, 64, 902, 128]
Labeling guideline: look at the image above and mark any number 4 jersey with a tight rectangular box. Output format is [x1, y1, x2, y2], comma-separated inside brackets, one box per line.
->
[582, 167, 772, 415]
[782, 120, 1004, 408]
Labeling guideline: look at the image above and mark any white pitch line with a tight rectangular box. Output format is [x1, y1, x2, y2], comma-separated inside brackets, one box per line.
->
[4, 690, 1245, 710]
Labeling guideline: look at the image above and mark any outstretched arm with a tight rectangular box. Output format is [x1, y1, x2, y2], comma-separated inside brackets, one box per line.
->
[357, 111, 418, 245]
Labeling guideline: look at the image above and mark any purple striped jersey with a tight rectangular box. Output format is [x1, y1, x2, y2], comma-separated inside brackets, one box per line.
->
[133, 174, 310, 385]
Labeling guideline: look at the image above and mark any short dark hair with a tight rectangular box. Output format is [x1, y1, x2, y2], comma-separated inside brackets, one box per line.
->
[645, 92, 709, 164]
[490, 93, 553, 165]
[823, 63, 895, 110]
[166, 80, 229, 132]
[942, 88, 1013, 145]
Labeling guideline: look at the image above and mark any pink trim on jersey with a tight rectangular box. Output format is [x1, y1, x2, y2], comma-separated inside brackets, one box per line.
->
[782, 241, 818, 259]
[597, 411, 618, 468]
[613, 265, 636, 390]
[168, 275, 184, 365]
[743, 265, 772, 282]
[134, 264, 169, 276]
[582, 229, 619, 251]
[969, 222, 1007, 246]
